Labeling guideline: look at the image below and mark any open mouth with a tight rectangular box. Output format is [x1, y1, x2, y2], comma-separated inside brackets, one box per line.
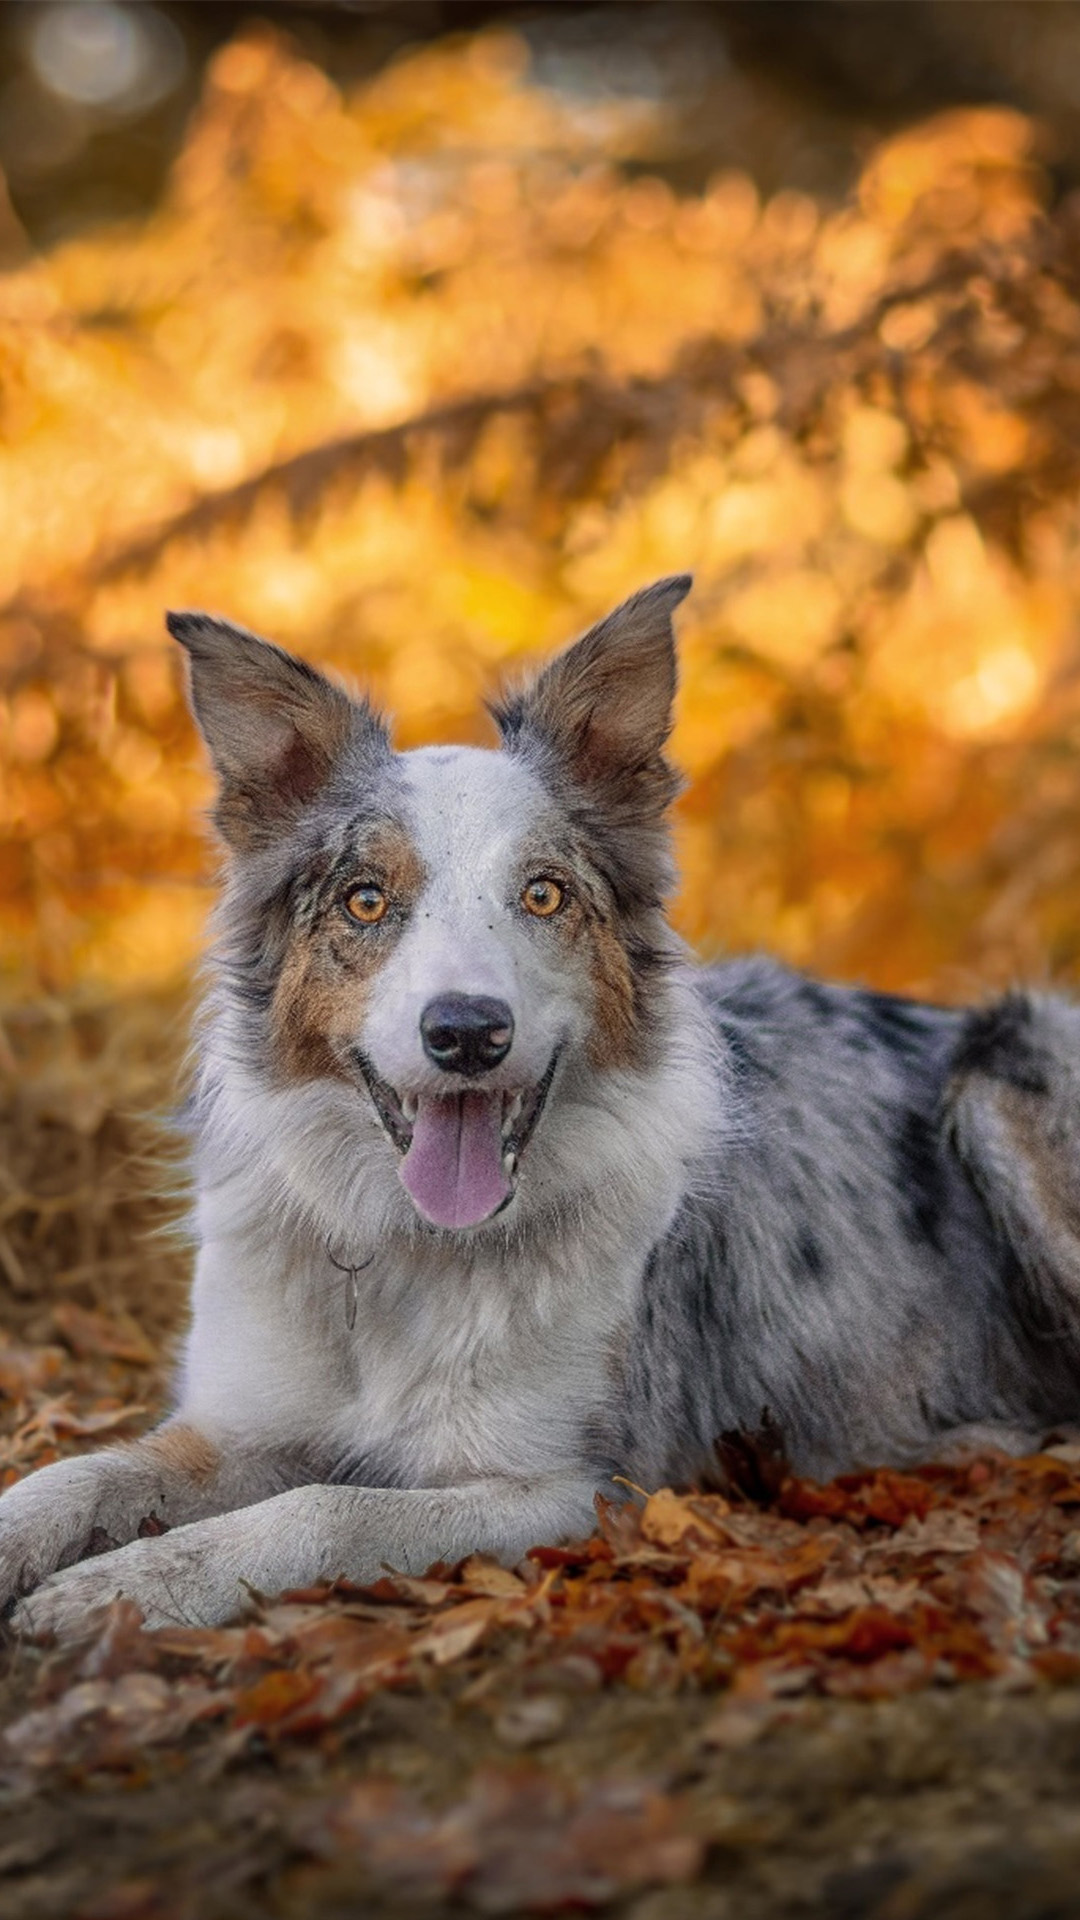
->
[354, 1050, 559, 1231]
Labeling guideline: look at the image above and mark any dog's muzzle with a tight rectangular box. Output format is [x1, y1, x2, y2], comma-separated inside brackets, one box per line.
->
[355, 1047, 559, 1232]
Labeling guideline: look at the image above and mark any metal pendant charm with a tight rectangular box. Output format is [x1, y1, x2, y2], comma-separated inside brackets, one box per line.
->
[325, 1237, 373, 1330]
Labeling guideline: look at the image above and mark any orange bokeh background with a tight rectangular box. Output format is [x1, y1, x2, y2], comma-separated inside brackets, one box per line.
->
[5, 25, 1080, 1004]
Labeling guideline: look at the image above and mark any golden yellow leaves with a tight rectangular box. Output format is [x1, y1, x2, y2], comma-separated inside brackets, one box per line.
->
[2, 25, 1080, 997]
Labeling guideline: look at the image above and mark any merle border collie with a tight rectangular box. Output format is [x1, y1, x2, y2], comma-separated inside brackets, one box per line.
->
[4, 576, 1080, 1635]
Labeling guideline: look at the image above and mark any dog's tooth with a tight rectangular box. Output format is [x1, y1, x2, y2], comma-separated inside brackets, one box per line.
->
[402, 1095, 418, 1122]
[504, 1092, 524, 1133]
[502, 1149, 517, 1179]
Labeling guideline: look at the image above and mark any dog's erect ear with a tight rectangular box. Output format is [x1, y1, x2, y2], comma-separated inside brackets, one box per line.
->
[167, 611, 387, 851]
[493, 575, 691, 816]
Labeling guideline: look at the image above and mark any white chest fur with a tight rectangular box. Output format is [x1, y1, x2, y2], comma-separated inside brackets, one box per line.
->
[179, 1226, 636, 1489]
[333, 1251, 623, 1485]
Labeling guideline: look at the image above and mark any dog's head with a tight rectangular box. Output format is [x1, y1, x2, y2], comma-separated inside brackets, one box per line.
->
[170, 576, 692, 1236]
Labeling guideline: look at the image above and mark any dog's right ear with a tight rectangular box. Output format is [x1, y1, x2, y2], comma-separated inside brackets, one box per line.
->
[167, 611, 388, 852]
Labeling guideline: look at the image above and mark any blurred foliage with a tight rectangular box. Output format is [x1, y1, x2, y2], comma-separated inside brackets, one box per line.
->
[5, 24, 1080, 999]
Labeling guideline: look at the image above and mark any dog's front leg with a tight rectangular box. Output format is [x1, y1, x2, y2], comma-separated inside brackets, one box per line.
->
[0, 1422, 290, 1615]
[9, 1473, 604, 1637]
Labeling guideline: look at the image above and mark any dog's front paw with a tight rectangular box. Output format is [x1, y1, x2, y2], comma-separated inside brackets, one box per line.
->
[0, 1449, 165, 1615]
[8, 1530, 232, 1639]
[0, 1469, 105, 1615]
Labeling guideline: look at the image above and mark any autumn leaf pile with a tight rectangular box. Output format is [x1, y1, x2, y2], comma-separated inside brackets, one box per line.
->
[1, 1446, 1080, 1914]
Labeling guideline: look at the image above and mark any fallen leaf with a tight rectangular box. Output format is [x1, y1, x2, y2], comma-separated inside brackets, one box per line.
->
[413, 1597, 505, 1666]
[232, 1668, 322, 1728]
[458, 1555, 529, 1599]
[640, 1488, 732, 1550]
[52, 1304, 157, 1367]
[0, 1338, 65, 1397]
[891, 1510, 982, 1555]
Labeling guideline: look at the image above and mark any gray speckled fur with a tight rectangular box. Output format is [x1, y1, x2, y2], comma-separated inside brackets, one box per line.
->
[612, 962, 1080, 1485]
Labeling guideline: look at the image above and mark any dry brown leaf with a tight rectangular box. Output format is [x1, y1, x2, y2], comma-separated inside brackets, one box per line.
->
[639, 1488, 731, 1550]
[52, 1304, 157, 1367]
[412, 1597, 506, 1666]
[0, 1338, 65, 1398]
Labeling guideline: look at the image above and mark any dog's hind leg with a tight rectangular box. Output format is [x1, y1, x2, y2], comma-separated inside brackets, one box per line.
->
[0, 1421, 292, 1616]
[945, 990, 1080, 1362]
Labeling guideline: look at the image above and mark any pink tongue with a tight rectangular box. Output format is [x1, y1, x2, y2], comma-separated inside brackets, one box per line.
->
[400, 1091, 510, 1229]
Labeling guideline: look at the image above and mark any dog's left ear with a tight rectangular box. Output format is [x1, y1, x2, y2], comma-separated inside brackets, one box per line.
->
[493, 575, 691, 816]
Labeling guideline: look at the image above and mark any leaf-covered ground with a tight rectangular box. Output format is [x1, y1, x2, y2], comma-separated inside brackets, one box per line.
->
[4, 1403, 1080, 1917]
[3, 1001, 1080, 1920]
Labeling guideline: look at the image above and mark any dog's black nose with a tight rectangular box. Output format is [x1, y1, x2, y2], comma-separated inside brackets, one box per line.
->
[420, 995, 514, 1076]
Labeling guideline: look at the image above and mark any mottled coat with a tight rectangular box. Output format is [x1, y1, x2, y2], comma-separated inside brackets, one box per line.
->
[3, 578, 1079, 1634]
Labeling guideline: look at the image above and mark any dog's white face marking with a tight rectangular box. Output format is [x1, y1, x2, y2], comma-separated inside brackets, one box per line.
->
[353, 746, 593, 1228]
[360, 746, 578, 1093]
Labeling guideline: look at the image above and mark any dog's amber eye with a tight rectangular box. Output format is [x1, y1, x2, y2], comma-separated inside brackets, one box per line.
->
[521, 877, 564, 918]
[345, 884, 387, 925]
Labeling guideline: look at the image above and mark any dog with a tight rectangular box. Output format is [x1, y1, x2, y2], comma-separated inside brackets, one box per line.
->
[4, 574, 1080, 1636]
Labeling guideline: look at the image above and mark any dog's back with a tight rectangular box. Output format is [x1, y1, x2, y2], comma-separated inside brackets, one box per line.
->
[610, 957, 1080, 1484]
